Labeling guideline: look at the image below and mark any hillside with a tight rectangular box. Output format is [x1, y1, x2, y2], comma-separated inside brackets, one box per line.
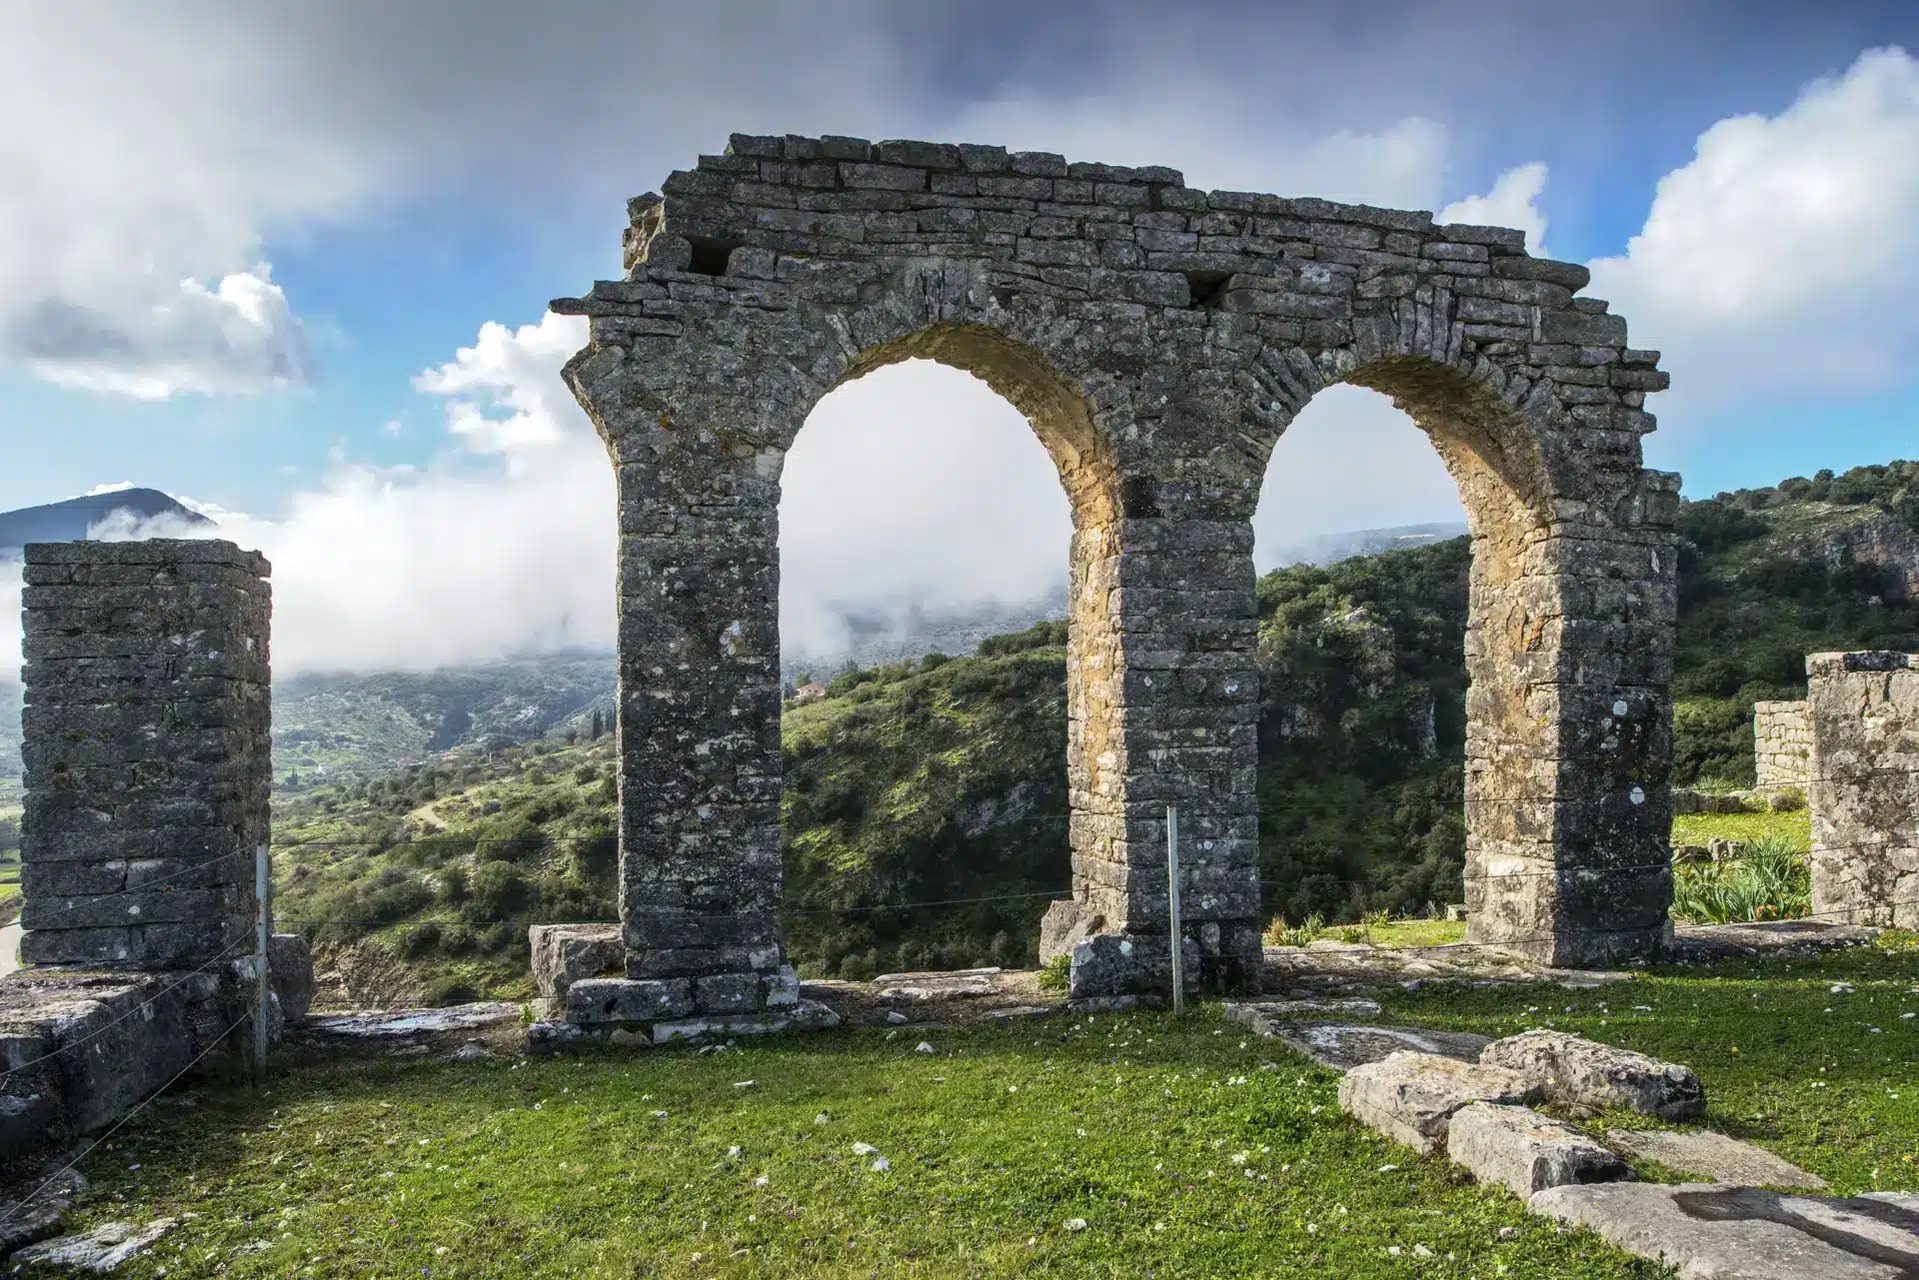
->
[271, 653, 615, 786]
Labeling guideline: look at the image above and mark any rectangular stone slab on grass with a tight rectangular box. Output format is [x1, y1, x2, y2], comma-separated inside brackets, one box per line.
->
[1529, 1182, 1919, 1280]
[1481, 1029, 1704, 1119]
[1269, 1021, 1492, 1072]
[1607, 1128, 1828, 1190]
[1337, 1051, 1541, 1155]
[1447, 1102, 1630, 1197]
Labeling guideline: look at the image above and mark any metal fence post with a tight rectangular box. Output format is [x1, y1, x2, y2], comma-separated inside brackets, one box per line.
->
[253, 844, 269, 1084]
[1166, 805, 1184, 1015]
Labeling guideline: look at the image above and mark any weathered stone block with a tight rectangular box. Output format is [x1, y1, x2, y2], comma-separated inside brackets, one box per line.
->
[1337, 1051, 1540, 1155]
[761, 966, 800, 1008]
[1446, 1102, 1629, 1196]
[1038, 899, 1103, 964]
[529, 923, 625, 1003]
[566, 977, 695, 1024]
[268, 933, 314, 1023]
[1480, 1030, 1704, 1120]
[693, 971, 763, 1015]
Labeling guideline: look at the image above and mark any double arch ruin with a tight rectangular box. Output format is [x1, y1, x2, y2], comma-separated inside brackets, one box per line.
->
[556, 134, 1678, 1005]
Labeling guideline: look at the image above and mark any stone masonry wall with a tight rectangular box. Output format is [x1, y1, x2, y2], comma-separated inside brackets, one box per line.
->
[556, 133, 1678, 997]
[1753, 699, 1811, 790]
[17, 540, 271, 968]
[1806, 651, 1919, 929]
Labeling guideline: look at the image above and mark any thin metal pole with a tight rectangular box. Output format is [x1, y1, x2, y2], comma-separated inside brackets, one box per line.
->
[1166, 805, 1184, 1015]
[253, 844, 269, 1085]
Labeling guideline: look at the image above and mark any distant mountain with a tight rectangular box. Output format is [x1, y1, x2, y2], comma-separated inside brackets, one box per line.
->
[0, 488, 213, 559]
[271, 652, 617, 786]
[1269, 522, 1471, 568]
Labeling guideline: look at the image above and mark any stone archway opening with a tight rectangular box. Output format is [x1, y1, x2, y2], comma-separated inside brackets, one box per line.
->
[1249, 384, 1471, 927]
[774, 355, 1076, 977]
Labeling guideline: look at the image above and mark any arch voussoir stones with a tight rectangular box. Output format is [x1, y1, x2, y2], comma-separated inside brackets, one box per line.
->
[553, 133, 1679, 1016]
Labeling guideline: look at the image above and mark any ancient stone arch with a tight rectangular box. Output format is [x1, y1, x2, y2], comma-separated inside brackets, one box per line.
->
[557, 134, 1679, 1007]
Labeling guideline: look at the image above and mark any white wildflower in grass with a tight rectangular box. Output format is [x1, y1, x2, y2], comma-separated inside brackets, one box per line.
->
[851, 1143, 879, 1156]
[871, 1157, 890, 1172]
[1063, 1218, 1087, 1232]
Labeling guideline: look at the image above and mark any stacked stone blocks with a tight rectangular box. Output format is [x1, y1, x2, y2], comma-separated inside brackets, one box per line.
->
[1805, 651, 1919, 929]
[17, 540, 271, 969]
[555, 133, 1678, 998]
[1753, 699, 1812, 790]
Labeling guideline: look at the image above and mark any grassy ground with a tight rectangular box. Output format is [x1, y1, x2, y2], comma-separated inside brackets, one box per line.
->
[1671, 808, 1811, 851]
[25, 937, 1918, 1279]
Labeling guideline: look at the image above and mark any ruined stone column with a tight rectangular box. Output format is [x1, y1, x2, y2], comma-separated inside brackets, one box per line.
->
[1806, 651, 1919, 929]
[1066, 515, 1263, 995]
[17, 539, 270, 969]
[1464, 477, 1680, 967]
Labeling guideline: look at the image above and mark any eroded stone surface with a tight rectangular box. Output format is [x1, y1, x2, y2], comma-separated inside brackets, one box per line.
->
[650, 999, 842, 1044]
[1446, 1102, 1629, 1197]
[1269, 1021, 1492, 1073]
[305, 1003, 522, 1039]
[1608, 1128, 1828, 1190]
[1337, 1050, 1539, 1154]
[0, 1170, 84, 1256]
[1481, 1030, 1704, 1120]
[1038, 901, 1104, 965]
[9, 1218, 174, 1272]
[1530, 1182, 1919, 1280]
[556, 134, 1680, 1000]
[530, 923, 624, 1004]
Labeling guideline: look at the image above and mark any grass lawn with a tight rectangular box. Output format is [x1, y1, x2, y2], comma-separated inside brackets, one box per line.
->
[25, 937, 1918, 1279]
[1671, 808, 1811, 851]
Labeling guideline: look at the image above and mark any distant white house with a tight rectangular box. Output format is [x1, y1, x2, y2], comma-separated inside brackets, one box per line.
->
[792, 682, 827, 702]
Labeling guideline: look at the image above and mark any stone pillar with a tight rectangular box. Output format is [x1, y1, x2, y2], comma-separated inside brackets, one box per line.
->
[1465, 484, 1678, 968]
[17, 540, 270, 969]
[606, 440, 797, 1019]
[1806, 651, 1919, 929]
[1753, 700, 1812, 791]
[1065, 516, 1263, 996]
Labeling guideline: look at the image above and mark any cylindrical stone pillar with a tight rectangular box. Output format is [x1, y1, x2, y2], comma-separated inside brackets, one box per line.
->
[1806, 651, 1919, 929]
[18, 539, 271, 969]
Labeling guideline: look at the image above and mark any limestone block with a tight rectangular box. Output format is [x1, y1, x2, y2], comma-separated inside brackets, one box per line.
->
[1480, 1030, 1704, 1120]
[1529, 1182, 1919, 1279]
[565, 977, 694, 1024]
[650, 998, 842, 1044]
[1038, 900, 1103, 964]
[1336, 1051, 1540, 1155]
[524, 1020, 585, 1056]
[693, 971, 763, 1014]
[1807, 652, 1919, 929]
[529, 923, 624, 1003]
[1606, 1128, 1826, 1190]
[9, 1219, 175, 1271]
[1446, 1102, 1629, 1197]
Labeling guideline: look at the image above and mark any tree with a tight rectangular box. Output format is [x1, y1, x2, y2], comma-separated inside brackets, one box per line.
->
[590, 708, 605, 739]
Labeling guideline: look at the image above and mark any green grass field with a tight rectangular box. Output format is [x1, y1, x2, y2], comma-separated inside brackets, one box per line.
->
[23, 936, 1916, 1279]
[1671, 807, 1811, 851]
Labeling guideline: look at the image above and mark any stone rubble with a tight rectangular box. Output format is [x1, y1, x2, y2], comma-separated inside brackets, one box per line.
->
[8, 1218, 175, 1272]
[1336, 1051, 1540, 1155]
[1446, 1102, 1630, 1198]
[1480, 1028, 1705, 1119]
[1260, 1021, 1492, 1073]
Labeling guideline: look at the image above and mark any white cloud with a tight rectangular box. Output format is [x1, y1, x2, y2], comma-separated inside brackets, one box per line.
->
[1252, 385, 1463, 572]
[1588, 46, 1919, 408]
[22, 269, 312, 399]
[1438, 161, 1550, 257]
[781, 362, 1072, 659]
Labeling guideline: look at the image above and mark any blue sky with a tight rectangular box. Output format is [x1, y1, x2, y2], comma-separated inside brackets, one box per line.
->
[3, 1, 1918, 668]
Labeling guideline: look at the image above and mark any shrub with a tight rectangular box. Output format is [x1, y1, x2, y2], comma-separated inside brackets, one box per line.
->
[466, 861, 530, 921]
[1672, 834, 1810, 924]
[837, 948, 878, 982]
[1036, 953, 1071, 993]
